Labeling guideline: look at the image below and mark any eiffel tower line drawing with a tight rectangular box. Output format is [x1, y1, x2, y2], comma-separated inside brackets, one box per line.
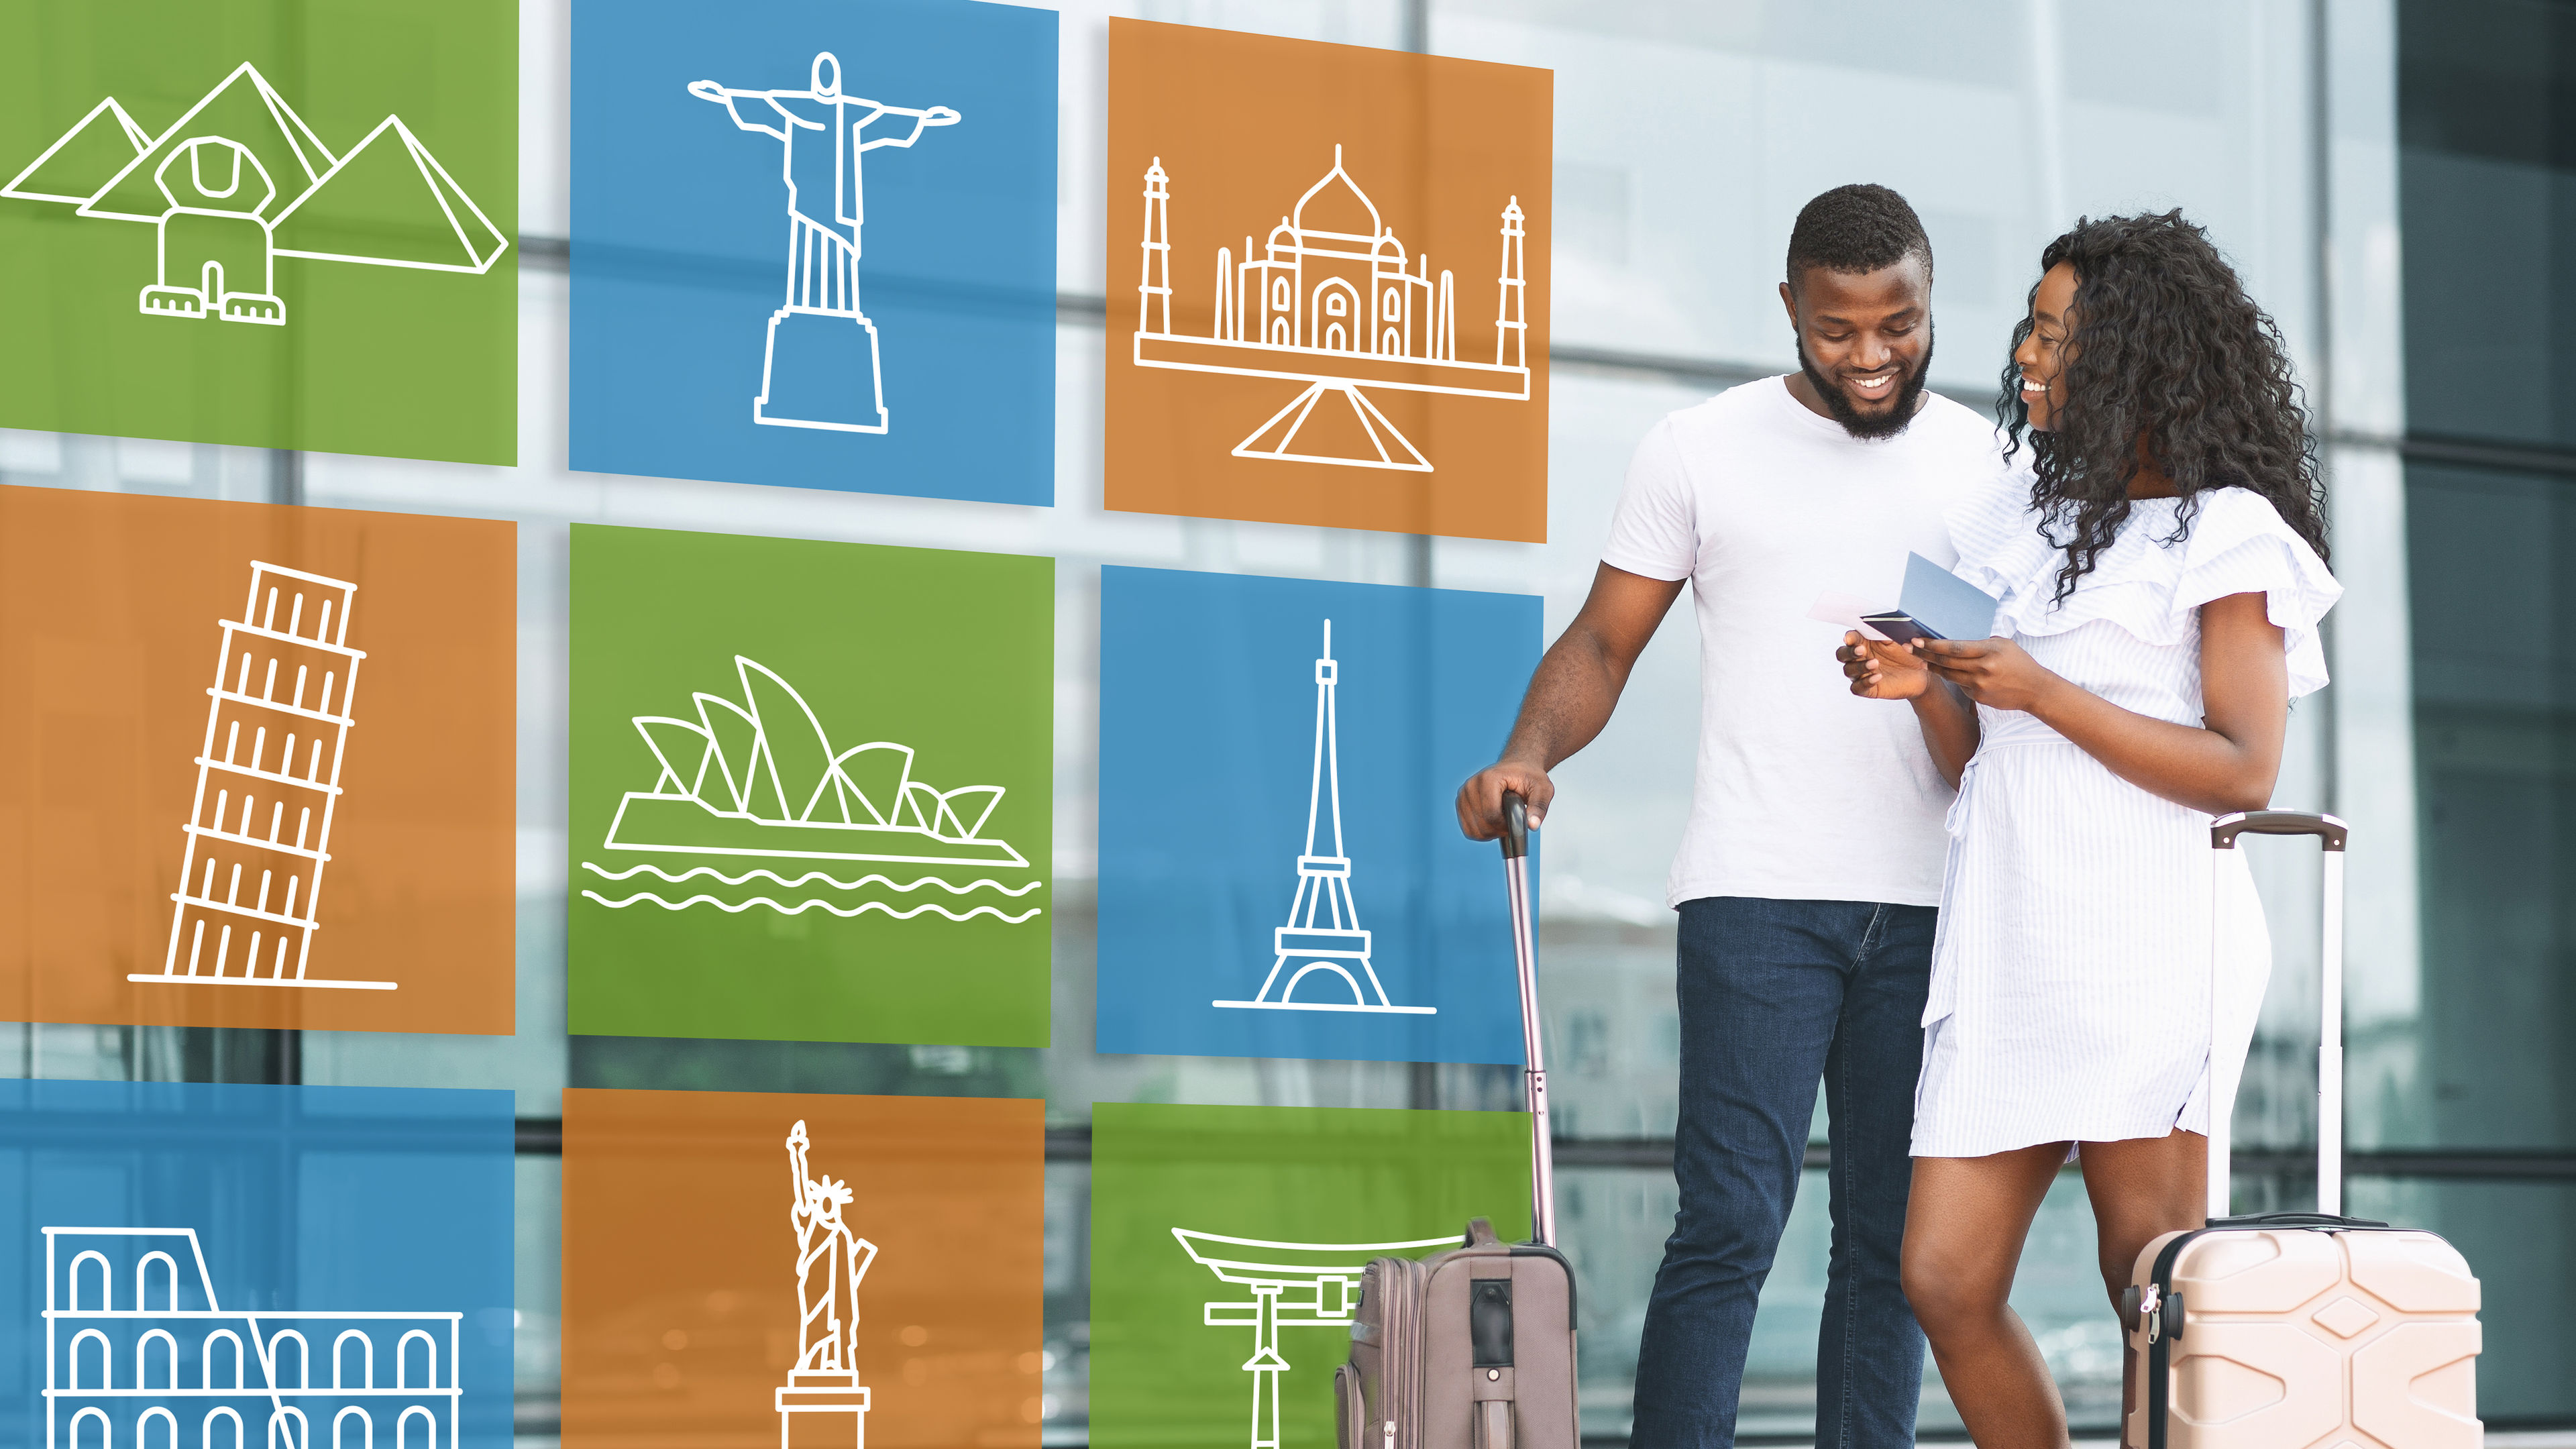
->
[1214, 620, 1432, 1016]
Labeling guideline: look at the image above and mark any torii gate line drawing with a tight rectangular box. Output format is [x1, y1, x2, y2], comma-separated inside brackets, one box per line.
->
[1215, 620, 1434, 1016]
[689, 53, 959, 436]
[777, 1119, 879, 1449]
[1172, 1228, 1459, 1449]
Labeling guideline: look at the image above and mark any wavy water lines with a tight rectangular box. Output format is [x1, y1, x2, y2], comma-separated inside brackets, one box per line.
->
[580, 889, 1043, 923]
[580, 860, 1042, 897]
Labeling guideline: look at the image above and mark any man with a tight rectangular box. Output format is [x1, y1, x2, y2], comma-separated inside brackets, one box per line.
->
[1456, 184, 1997, 1448]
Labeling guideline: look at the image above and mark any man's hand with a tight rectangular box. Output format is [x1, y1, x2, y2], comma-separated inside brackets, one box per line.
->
[1836, 631, 1931, 700]
[1913, 636, 2061, 712]
[1456, 760, 1552, 841]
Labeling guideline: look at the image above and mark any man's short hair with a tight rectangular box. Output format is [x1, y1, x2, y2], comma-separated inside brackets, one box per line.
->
[1785, 184, 1933, 296]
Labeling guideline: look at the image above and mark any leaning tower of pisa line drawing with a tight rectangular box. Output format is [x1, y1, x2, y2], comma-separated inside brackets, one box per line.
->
[133, 561, 392, 991]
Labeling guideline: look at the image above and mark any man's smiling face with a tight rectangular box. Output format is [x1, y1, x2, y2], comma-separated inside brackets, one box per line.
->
[1779, 256, 1933, 440]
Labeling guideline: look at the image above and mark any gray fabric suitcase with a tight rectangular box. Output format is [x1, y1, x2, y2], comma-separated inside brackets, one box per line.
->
[1334, 792, 1579, 1449]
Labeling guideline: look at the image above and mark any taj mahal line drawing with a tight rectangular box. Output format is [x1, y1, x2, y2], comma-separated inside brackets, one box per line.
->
[41, 1225, 462, 1449]
[1132, 145, 1530, 472]
[1214, 621, 1433, 1016]
[690, 52, 961, 437]
[779, 1120, 879, 1449]
[136, 561, 390, 992]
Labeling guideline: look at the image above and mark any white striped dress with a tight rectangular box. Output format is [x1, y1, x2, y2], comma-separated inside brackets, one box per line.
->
[1910, 481, 2342, 1159]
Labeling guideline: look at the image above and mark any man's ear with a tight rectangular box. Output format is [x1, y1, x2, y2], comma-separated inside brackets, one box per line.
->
[1778, 278, 1800, 332]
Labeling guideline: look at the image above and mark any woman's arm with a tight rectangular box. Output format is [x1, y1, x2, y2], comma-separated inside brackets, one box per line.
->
[1909, 591, 2288, 814]
[1839, 633, 1980, 788]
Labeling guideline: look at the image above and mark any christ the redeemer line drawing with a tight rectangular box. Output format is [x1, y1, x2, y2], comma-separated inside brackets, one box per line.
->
[689, 53, 959, 435]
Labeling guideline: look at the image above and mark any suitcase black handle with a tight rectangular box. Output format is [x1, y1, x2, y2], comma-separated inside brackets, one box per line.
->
[1500, 791, 1530, 860]
[2211, 810, 2347, 851]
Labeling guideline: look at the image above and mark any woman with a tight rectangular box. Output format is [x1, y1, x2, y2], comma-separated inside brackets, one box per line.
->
[1835, 211, 2340, 1444]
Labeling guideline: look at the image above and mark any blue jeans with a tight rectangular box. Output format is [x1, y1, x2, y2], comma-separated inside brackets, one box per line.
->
[1629, 897, 1937, 1449]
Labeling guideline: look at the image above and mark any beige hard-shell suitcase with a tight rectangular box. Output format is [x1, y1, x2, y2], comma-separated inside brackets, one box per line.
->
[1334, 792, 1579, 1449]
[2121, 812, 2481, 1449]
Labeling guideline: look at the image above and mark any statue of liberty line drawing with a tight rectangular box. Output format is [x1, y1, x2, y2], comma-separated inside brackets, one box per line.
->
[1214, 621, 1433, 1016]
[777, 1119, 881, 1449]
[689, 54, 959, 435]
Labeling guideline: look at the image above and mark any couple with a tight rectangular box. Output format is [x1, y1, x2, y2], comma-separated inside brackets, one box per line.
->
[1457, 184, 2340, 1447]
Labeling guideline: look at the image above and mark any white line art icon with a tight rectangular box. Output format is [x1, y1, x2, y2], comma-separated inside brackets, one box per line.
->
[1216, 621, 1433, 1015]
[0, 61, 508, 329]
[780, 1120, 877, 1449]
[42, 1226, 462, 1449]
[689, 53, 961, 435]
[135, 562, 388, 992]
[1132, 146, 1530, 472]
[1173, 1227, 1456, 1449]
[578, 655, 1041, 924]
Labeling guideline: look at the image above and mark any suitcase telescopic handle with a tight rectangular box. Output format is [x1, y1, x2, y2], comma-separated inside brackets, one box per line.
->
[1498, 790, 1554, 1247]
[1501, 791, 1531, 859]
[2207, 810, 2349, 1222]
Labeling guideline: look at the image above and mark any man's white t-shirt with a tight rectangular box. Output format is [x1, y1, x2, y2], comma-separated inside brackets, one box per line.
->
[1601, 376, 2002, 909]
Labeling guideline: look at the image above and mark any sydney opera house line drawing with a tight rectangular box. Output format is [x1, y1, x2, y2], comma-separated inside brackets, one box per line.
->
[579, 655, 1042, 924]
[135, 562, 390, 992]
[42, 1225, 462, 1449]
[0, 60, 508, 329]
[690, 52, 960, 435]
[1132, 146, 1530, 472]
[1216, 621, 1434, 1016]
[778, 1120, 878, 1449]
[1173, 1226, 1458, 1449]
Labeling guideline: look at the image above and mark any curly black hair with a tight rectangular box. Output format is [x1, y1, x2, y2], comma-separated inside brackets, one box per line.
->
[1786, 184, 1931, 292]
[1997, 211, 2330, 602]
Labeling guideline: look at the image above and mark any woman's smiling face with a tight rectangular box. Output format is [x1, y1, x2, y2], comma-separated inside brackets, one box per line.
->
[2014, 260, 2078, 430]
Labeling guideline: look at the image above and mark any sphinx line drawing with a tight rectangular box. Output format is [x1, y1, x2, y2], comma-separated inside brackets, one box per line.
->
[578, 655, 1040, 923]
[689, 52, 960, 435]
[135, 561, 390, 991]
[1132, 146, 1529, 472]
[780, 1120, 877, 1449]
[1215, 621, 1433, 1015]
[1, 61, 508, 329]
[1173, 1227, 1458, 1449]
[41, 1225, 461, 1449]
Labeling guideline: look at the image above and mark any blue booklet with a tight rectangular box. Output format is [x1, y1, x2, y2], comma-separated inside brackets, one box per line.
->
[1859, 553, 2000, 643]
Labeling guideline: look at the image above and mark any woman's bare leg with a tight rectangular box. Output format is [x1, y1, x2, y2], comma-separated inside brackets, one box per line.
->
[1902, 1144, 2072, 1448]
[2076, 1130, 2207, 1419]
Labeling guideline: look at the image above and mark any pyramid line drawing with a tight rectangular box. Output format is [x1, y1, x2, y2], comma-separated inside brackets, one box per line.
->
[76, 62, 335, 224]
[1215, 621, 1434, 1016]
[133, 562, 391, 991]
[1173, 1227, 1458, 1449]
[1, 60, 508, 331]
[42, 1226, 461, 1449]
[270, 114, 510, 274]
[0, 97, 151, 203]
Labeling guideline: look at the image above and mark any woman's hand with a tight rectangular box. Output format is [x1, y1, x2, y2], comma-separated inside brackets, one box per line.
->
[1912, 637, 2063, 712]
[1837, 631, 1931, 700]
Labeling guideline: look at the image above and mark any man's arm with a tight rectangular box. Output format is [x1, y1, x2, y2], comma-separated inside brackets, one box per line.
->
[1454, 563, 1684, 841]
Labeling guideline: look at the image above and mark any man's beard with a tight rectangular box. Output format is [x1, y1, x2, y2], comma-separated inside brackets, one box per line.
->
[1796, 326, 1934, 441]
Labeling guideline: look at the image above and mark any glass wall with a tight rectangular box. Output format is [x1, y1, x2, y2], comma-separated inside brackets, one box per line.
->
[7, 0, 2567, 1441]
[2388, 0, 2576, 1425]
